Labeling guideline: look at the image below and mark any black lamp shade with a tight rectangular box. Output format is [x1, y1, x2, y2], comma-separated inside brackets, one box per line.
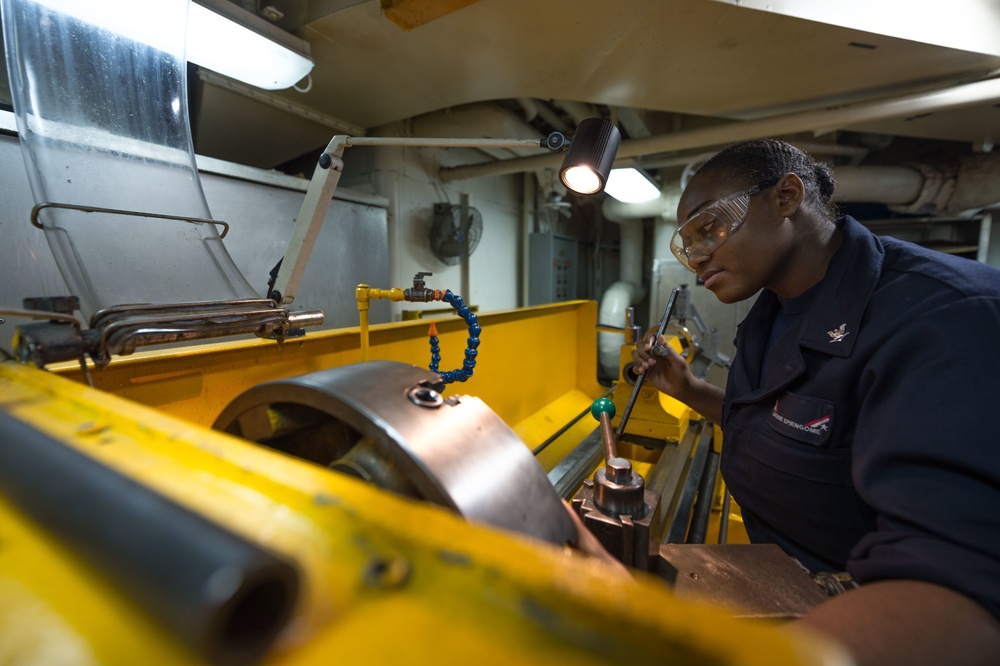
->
[559, 118, 622, 194]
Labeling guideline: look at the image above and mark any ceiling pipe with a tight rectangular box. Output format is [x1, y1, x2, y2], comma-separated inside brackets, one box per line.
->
[531, 100, 572, 133]
[598, 221, 646, 379]
[514, 98, 539, 123]
[439, 77, 1000, 183]
[833, 165, 925, 205]
[605, 152, 1000, 227]
[408, 102, 543, 158]
[553, 99, 599, 126]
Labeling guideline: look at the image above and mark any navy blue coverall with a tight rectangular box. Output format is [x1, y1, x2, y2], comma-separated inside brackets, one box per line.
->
[720, 215, 1000, 619]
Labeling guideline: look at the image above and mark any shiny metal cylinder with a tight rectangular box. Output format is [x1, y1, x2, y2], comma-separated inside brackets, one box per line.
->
[287, 309, 325, 328]
[215, 361, 576, 546]
[594, 461, 646, 517]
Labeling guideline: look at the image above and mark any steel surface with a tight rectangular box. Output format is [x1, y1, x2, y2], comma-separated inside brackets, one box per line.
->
[213, 360, 576, 545]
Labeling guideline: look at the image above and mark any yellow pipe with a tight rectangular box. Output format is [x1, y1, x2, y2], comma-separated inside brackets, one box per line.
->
[356, 284, 405, 360]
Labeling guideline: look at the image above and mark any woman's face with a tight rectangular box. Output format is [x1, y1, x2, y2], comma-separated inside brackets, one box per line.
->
[676, 169, 795, 303]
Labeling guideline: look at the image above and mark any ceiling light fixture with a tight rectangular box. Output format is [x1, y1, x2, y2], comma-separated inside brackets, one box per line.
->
[26, 0, 313, 90]
[189, 0, 313, 90]
[604, 167, 661, 203]
[269, 120, 621, 305]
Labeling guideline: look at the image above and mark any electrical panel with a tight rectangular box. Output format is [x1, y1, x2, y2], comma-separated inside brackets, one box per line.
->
[529, 232, 578, 305]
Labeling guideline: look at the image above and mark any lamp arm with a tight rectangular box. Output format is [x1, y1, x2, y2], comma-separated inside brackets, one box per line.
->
[269, 131, 571, 306]
[269, 135, 350, 304]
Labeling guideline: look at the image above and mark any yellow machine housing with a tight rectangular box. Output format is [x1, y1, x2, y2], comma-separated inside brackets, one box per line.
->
[0, 301, 847, 665]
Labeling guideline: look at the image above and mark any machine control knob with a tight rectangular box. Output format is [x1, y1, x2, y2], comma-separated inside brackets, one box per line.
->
[590, 397, 616, 421]
[591, 397, 619, 463]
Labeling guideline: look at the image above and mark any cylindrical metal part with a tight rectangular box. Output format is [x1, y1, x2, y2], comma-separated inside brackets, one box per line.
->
[606, 456, 632, 484]
[287, 309, 325, 328]
[329, 437, 422, 499]
[686, 449, 720, 545]
[13, 321, 88, 366]
[215, 361, 576, 546]
[719, 488, 732, 545]
[594, 465, 646, 517]
[599, 412, 618, 463]
[547, 428, 604, 499]
[0, 412, 299, 666]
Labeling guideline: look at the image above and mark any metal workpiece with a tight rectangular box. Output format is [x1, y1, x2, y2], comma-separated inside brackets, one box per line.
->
[214, 360, 576, 546]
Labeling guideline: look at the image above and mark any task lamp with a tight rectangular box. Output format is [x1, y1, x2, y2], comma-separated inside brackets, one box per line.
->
[558, 117, 622, 195]
[269, 118, 621, 306]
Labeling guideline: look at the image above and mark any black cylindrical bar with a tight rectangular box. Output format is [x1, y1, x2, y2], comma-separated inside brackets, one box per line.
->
[0, 412, 299, 666]
[685, 449, 720, 544]
[664, 422, 713, 544]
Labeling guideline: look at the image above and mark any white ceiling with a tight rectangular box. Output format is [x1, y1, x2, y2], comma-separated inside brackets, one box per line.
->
[192, 0, 1000, 173]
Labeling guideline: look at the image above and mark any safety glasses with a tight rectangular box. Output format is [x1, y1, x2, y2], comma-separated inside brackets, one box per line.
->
[670, 178, 779, 271]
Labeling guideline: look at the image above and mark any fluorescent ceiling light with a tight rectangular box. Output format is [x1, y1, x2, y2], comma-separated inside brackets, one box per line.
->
[604, 168, 661, 203]
[189, 0, 314, 90]
[28, 0, 314, 90]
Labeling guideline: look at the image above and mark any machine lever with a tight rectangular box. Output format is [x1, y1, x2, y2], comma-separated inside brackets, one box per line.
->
[588, 397, 646, 517]
[592, 397, 619, 466]
[615, 288, 680, 439]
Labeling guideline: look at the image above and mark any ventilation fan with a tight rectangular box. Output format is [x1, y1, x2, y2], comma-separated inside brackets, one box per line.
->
[429, 203, 483, 266]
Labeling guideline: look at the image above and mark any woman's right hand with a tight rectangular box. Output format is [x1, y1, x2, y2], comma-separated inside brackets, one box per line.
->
[633, 335, 725, 424]
[632, 334, 697, 400]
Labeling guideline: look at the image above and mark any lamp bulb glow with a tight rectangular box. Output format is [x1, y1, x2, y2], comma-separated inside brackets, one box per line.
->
[561, 166, 602, 195]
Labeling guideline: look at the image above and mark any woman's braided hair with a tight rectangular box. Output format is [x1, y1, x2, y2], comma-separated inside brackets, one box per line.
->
[698, 139, 838, 218]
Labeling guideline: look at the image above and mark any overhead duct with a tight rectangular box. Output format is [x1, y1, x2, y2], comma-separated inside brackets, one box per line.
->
[603, 153, 1000, 222]
[597, 218, 646, 380]
[834, 152, 1000, 215]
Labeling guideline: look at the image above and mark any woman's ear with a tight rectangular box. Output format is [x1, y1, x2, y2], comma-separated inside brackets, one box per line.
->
[774, 172, 805, 216]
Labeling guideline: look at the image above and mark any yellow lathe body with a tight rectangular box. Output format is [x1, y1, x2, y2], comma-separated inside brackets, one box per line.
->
[0, 301, 845, 665]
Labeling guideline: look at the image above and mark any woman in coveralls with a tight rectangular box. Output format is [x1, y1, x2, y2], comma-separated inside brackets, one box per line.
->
[633, 139, 1000, 665]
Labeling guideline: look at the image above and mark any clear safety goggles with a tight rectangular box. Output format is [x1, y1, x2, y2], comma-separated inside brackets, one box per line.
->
[670, 179, 778, 271]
